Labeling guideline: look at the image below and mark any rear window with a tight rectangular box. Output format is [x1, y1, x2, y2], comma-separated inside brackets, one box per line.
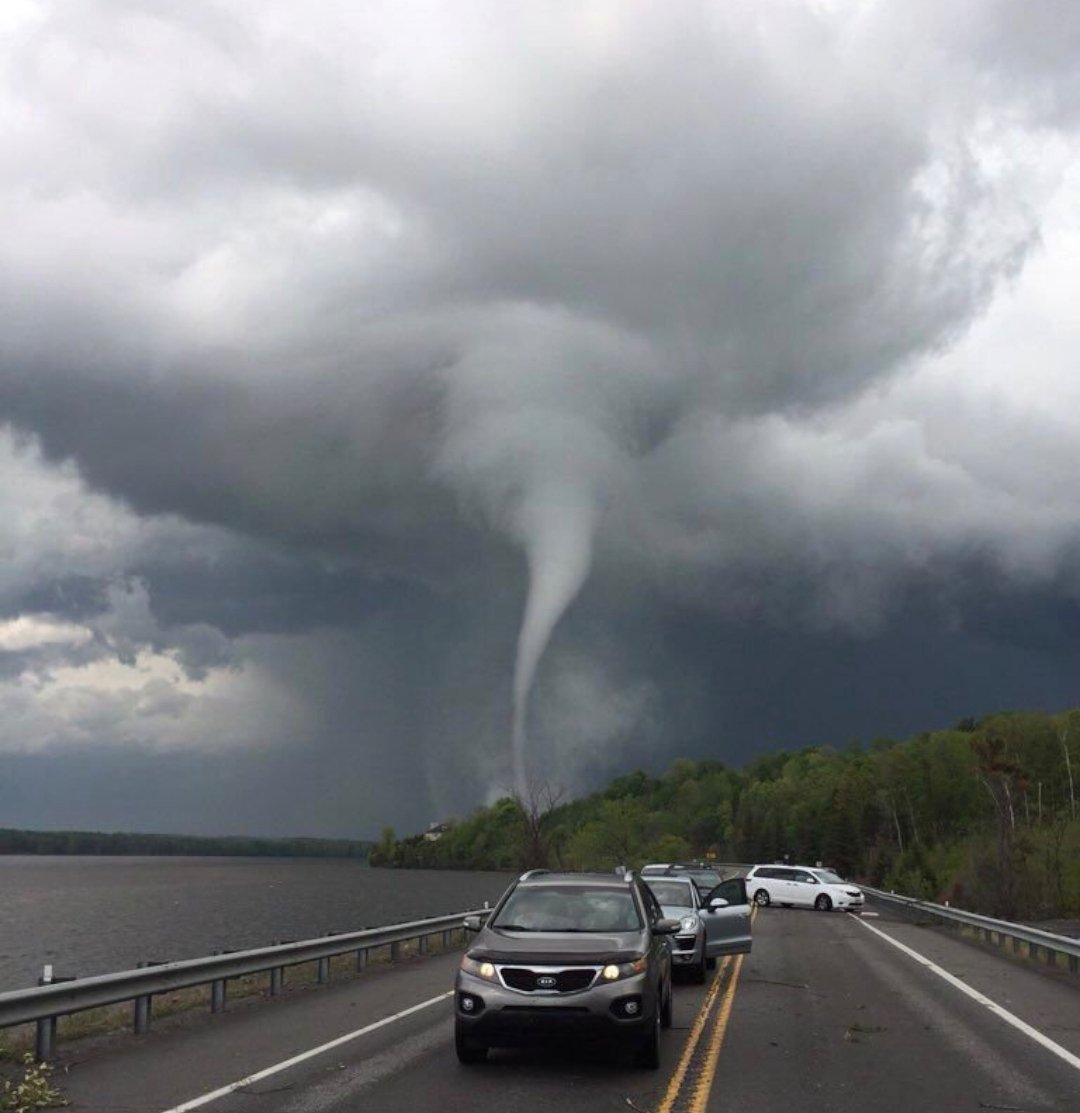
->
[685, 869, 721, 889]
[645, 879, 696, 907]
[492, 885, 643, 932]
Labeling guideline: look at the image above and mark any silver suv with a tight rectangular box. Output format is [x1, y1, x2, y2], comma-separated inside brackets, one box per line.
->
[454, 871, 677, 1068]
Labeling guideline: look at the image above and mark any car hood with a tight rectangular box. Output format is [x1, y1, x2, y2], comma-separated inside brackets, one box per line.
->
[468, 927, 646, 965]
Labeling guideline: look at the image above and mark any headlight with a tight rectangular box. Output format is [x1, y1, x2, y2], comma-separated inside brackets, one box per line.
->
[459, 955, 498, 982]
[601, 956, 648, 981]
[680, 915, 699, 933]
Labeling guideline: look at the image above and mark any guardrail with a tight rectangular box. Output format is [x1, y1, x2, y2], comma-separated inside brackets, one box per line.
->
[0, 909, 480, 1060]
[863, 886, 1080, 975]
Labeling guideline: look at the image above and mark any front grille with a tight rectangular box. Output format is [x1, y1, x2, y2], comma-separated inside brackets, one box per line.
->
[500, 967, 598, 993]
[502, 1006, 590, 1014]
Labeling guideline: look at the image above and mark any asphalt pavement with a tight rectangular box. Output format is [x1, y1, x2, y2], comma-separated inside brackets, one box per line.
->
[50, 901, 1080, 1113]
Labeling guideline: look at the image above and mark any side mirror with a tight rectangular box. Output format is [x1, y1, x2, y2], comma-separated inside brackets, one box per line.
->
[463, 914, 487, 932]
[708, 897, 730, 911]
[654, 918, 681, 935]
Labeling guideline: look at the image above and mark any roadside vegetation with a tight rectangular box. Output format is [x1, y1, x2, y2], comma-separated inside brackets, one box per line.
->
[372, 708, 1080, 921]
[0, 1050, 65, 1112]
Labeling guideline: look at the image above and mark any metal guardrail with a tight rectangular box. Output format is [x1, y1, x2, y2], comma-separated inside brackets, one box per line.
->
[863, 886, 1080, 974]
[0, 909, 480, 1059]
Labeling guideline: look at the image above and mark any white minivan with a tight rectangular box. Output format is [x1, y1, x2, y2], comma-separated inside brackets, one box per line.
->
[743, 865, 864, 912]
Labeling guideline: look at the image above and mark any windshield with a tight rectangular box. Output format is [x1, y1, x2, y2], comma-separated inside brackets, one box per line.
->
[645, 880, 696, 908]
[812, 870, 846, 884]
[492, 886, 643, 932]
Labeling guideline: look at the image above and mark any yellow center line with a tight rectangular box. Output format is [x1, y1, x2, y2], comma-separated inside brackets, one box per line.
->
[687, 951, 745, 1113]
[654, 957, 730, 1113]
[655, 902, 756, 1113]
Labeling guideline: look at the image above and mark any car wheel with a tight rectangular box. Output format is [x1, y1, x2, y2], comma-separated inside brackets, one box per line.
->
[634, 1002, 662, 1070]
[814, 894, 833, 912]
[690, 952, 707, 984]
[454, 1020, 488, 1064]
[660, 977, 673, 1029]
[753, 888, 770, 906]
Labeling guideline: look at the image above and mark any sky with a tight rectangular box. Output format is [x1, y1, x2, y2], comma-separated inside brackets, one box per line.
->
[2, 0, 1080, 839]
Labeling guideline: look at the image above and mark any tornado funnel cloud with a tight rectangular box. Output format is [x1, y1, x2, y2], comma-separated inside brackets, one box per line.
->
[511, 483, 597, 796]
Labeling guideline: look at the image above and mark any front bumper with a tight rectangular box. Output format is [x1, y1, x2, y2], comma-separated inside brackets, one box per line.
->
[670, 931, 704, 965]
[455, 968, 655, 1046]
[835, 893, 865, 910]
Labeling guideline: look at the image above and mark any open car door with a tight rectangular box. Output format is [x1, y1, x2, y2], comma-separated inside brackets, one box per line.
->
[701, 876, 752, 957]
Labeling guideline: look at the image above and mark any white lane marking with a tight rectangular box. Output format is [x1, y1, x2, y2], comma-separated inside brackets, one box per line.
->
[156, 990, 454, 1112]
[852, 915, 1080, 1074]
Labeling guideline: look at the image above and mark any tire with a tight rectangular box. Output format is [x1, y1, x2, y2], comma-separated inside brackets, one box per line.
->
[814, 894, 833, 912]
[634, 1003, 661, 1070]
[660, 977, 673, 1029]
[455, 1021, 488, 1064]
[690, 952, 707, 984]
[753, 888, 770, 907]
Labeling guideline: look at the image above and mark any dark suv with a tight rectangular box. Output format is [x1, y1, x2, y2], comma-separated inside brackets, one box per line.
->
[454, 870, 678, 1068]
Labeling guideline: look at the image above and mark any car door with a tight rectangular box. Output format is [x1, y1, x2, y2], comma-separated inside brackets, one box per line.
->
[790, 870, 819, 907]
[700, 877, 752, 956]
[640, 883, 673, 981]
[771, 867, 797, 903]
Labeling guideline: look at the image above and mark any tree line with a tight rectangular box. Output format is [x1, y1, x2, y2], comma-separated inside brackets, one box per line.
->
[0, 828, 372, 858]
[371, 707, 1080, 920]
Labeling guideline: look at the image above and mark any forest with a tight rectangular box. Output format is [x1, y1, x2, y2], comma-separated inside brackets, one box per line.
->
[371, 708, 1080, 920]
[0, 828, 371, 858]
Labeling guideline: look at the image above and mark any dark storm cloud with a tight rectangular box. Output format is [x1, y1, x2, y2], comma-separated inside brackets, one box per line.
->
[1, 1, 1079, 832]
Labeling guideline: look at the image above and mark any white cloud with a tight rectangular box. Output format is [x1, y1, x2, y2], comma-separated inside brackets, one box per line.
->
[0, 615, 92, 653]
[2, 638, 312, 755]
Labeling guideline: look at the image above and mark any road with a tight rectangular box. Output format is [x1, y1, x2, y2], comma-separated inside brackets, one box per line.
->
[53, 899, 1080, 1112]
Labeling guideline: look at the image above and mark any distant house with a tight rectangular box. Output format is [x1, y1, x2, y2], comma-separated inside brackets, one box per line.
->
[423, 820, 452, 842]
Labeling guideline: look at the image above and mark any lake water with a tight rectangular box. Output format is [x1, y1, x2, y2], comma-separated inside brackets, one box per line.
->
[0, 857, 515, 991]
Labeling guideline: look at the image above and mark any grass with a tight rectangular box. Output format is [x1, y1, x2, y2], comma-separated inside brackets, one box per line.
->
[926, 919, 1079, 978]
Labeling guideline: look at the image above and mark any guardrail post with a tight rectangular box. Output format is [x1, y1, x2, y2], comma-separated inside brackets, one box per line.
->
[390, 941, 401, 963]
[269, 940, 294, 994]
[317, 957, 330, 984]
[419, 934, 429, 956]
[442, 929, 451, 950]
[35, 1015, 57, 1063]
[34, 965, 74, 1062]
[356, 948, 368, 973]
[1070, 954, 1078, 976]
[211, 978, 227, 1013]
[133, 961, 166, 1034]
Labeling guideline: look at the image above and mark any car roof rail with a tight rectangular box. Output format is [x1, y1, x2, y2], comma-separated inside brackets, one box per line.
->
[518, 868, 551, 881]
